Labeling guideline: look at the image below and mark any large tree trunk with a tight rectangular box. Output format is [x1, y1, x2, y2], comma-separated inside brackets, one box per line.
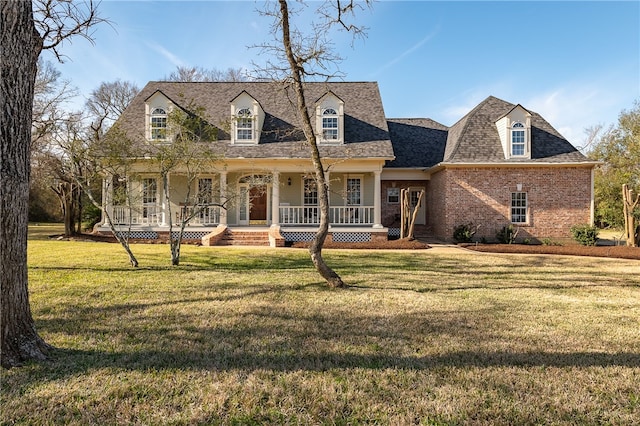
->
[1, 1, 51, 368]
[622, 184, 639, 247]
[278, 0, 344, 288]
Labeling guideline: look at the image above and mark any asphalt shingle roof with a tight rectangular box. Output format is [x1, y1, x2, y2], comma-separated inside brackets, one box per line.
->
[443, 96, 589, 163]
[387, 96, 589, 169]
[386, 118, 448, 168]
[116, 81, 394, 160]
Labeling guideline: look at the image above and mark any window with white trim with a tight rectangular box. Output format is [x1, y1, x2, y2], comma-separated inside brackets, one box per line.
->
[142, 178, 157, 220]
[236, 108, 253, 141]
[150, 108, 167, 140]
[511, 192, 527, 224]
[197, 178, 213, 205]
[387, 187, 400, 204]
[303, 177, 318, 205]
[346, 178, 361, 205]
[511, 122, 526, 156]
[322, 108, 339, 140]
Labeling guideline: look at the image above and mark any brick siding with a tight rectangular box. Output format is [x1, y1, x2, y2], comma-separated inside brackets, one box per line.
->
[381, 180, 429, 227]
[426, 166, 593, 241]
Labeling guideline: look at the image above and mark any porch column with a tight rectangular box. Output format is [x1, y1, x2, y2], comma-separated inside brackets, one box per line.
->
[160, 174, 168, 226]
[373, 170, 383, 228]
[219, 171, 228, 225]
[271, 171, 280, 226]
[102, 177, 111, 226]
[325, 170, 331, 228]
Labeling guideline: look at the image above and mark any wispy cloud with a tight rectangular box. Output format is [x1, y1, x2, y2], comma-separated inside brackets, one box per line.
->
[146, 42, 186, 68]
[372, 26, 440, 77]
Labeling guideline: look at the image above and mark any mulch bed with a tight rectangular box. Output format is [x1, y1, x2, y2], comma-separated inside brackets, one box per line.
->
[291, 239, 430, 250]
[462, 243, 640, 260]
[58, 233, 640, 259]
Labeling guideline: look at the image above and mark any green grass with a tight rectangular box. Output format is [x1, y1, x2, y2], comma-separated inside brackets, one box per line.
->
[2, 225, 640, 424]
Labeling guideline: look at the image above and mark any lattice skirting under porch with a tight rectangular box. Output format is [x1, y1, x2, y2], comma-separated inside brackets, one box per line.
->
[114, 231, 159, 240]
[170, 231, 210, 240]
[281, 231, 372, 243]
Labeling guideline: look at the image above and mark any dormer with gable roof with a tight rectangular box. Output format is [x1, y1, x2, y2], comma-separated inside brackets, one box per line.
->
[495, 104, 532, 159]
[230, 91, 265, 145]
[145, 90, 173, 142]
[315, 91, 344, 144]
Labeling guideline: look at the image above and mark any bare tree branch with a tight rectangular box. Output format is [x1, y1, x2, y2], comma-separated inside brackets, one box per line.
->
[33, 0, 109, 62]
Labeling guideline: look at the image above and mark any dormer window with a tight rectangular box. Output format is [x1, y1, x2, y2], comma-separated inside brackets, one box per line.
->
[511, 122, 526, 156]
[315, 92, 344, 144]
[236, 108, 254, 141]
[322, 108, 339, 140]
[150, 108, 167, 140]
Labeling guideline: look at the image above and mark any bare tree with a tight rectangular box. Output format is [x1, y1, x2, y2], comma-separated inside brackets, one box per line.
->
[256, 0, 371, 288]
[164, 65, 248, 82]
[30, 59, 80, 225]
[1, 0, 105, 368]
[151, 101, 221, 266]
[86, 80, 139, 137]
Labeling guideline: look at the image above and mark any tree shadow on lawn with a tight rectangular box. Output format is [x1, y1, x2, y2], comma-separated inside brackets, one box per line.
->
[23, 297, 640, 387]
[37, 348, 640, 381]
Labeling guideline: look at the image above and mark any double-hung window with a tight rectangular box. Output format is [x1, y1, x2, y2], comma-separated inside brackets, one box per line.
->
[387, 187, 400, 204]
[346, 178, 361, 205]
[303, 177, 318, 205]
[142, 178, 157, 221]
[322, 108, 339, 141]
[511, 122, 526, 156]
[236, 108, 253, 141]
[197, 178, 213, 205]
[150, 108, 167, 140]
[511, 192, 528, 224]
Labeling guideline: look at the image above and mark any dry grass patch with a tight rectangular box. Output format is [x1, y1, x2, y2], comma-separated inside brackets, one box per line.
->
[1, 231, 639, 424]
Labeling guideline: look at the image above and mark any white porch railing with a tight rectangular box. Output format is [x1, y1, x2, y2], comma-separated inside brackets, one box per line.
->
[279, 205, 374, 225]
[110, 205, 161, 226]
[175, 205, 220, 225]
[108, 205, 220, 226]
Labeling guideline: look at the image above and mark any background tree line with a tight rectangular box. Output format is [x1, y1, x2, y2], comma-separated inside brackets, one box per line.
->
[586, 101, 640, 238]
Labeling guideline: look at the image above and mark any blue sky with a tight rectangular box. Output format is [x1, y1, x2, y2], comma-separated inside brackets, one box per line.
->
[44, 0, 639, 148]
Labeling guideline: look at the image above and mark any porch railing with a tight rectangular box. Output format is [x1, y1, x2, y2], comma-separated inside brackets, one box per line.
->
[175, 205, 220, 225]
[279, 205, 374, 225]
[108, 205, 220, 226]
[110, 205, 161, 226]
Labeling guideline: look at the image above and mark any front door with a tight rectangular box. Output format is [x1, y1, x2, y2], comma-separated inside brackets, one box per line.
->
[249, 186, 267, 223]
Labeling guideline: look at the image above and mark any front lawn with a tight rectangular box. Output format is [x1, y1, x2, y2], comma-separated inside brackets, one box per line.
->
[2, 231, 639, 424]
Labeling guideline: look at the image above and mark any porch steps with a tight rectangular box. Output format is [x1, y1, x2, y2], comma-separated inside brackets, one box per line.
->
[218, 229, 271, 246]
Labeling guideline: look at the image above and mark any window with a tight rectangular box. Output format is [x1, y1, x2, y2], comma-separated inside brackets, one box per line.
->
[303, 177, 318, 205]
[346, 178, 361, 205]
[236, 108, 253, 141]
[150, 108, 167, 140]
[142, 178, 157, 220]
[387, 187, 400, 204]
[511, 122, 526, 156]
[321, 108, 338, 140]
[197, 178, 213, 205]
[511, 192, 527, 223]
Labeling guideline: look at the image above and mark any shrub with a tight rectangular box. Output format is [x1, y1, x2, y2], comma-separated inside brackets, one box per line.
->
[496, 225, 519, 244]
[541, 237, 561, 246]
[453, 223, 478, 243]
[570, 224, 599, 246]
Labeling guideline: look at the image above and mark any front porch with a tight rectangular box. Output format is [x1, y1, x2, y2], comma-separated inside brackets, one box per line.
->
[97, 203, 389, 246]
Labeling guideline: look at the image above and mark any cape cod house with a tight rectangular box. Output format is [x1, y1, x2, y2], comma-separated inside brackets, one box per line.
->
[96, 81, 597, 245]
